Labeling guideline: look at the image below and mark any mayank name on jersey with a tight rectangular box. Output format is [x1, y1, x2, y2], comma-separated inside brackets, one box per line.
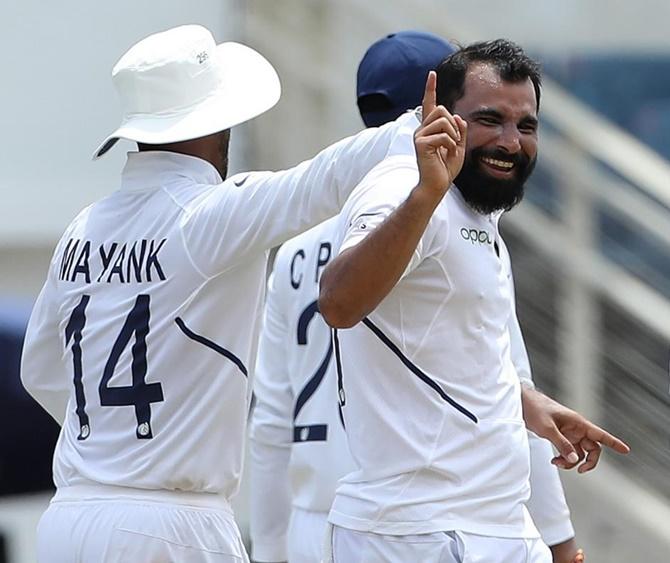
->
[58, 238, 168, 284]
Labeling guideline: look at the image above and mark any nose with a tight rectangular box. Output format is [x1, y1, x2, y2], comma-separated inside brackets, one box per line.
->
[496, 123, 522, 154]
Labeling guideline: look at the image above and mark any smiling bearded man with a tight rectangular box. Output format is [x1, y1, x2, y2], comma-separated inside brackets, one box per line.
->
[318, 39, 628, 563]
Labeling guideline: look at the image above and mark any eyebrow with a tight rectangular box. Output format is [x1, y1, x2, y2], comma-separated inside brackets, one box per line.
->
[470, 107, 539, 128]
[469, 108, 503, 120]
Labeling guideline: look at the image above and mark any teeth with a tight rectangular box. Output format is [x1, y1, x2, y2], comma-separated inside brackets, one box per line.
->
[482, 157, 514, 169]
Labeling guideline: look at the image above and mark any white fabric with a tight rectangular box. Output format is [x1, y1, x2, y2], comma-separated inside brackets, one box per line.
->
[328, 525, 551, 563]
[527, 433, 576, 546]
[287, 508, 329, 563]
[248, 439, 292, 561]
[95, 25, 280, 158]
[501, 238, 535, 390]
[249, 218, 355, 562]
[249, 217, 574, 557]
[38, 485, 247, 562]
[328, 154, 538, 538]
[21, 112, 418, 505]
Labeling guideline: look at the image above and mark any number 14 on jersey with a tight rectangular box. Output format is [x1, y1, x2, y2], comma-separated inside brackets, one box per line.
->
[65, 294, 164, 440]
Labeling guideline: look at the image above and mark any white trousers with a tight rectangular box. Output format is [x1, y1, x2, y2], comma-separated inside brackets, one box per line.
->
[37, 485, 249, 563]
[287, 508, 329, 563]
[326, 525, 552, 563]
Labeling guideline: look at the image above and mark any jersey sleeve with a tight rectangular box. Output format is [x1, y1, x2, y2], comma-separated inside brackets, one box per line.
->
[335, 154, 426, 276]
[511, 319, 576, 545]
[527, 432, 576, 546]
[183, 114, 418, 278]
[508, 305, 535, 389]
[20, 243, 70, 425]
[248, 266, 295, 562]
[500, 238, 535, 389]
[500, 239, 575, 545]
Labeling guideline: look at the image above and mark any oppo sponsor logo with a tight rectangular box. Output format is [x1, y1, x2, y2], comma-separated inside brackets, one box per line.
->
[460, 227, 493, 245]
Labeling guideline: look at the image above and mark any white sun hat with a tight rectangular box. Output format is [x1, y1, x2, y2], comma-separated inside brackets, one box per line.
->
[93, 24, 281, 159]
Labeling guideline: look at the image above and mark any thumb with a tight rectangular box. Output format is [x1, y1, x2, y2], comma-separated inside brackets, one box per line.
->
[546, 427, 579, 465]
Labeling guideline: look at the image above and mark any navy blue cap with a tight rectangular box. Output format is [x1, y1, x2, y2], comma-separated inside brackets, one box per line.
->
[357, 31, 457, 127]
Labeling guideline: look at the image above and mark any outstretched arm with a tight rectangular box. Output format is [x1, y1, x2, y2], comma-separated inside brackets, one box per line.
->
[319, 72, 467, 328]
[183, 81, 420, 279]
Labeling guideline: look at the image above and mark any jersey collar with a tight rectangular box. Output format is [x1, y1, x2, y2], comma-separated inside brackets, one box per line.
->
[120, 151, 223, 191]
[451, 187, 502, 227]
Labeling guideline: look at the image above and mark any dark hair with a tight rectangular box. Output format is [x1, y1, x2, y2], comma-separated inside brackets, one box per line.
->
[435, 39, 541, 112]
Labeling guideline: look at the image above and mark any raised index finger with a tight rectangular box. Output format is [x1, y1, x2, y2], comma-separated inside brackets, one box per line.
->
[422, 71, 437, 124]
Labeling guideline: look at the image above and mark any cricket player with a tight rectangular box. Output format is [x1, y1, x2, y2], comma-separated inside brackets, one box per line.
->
[319, 40, 629, 562]
[251, 33, 587, 563]
[20, 24, 462, 562]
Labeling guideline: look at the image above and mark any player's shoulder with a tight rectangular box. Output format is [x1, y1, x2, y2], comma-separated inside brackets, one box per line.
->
[168, 170, 273, 214]
[386, 109, 421, 157]
[370, 153, 418, 179]
[346, 153, 419, 211]
[44, 203, 96, 272]
[57, 202, 96, 242]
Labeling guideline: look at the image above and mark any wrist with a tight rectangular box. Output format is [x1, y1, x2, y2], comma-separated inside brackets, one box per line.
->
[521, 385, 550, 434]
[411, 181, 449, 211]
[549, 537, 580, 563]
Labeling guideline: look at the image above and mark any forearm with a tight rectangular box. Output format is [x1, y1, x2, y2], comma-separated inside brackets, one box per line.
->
[319, 184, 444, 328]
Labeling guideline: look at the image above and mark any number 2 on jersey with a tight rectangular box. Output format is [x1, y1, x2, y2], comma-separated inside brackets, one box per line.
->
[293, 300, 332, 443]
[65, 294, 164, 440]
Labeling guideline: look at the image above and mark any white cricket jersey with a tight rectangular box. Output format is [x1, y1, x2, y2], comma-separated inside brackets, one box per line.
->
[20, 112, 417, 501]
[249, 217, 355, 561]
[328, 154, 539, 538]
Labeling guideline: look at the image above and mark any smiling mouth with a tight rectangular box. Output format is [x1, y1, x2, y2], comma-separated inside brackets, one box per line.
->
[481, 156, 515, 172]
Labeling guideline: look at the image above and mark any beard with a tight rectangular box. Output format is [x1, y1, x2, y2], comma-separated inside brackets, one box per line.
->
[453, 147, 537, 215]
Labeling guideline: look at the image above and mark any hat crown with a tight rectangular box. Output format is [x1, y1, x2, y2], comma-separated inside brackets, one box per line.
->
[112, 25, 222, 118]
[93, 24, 281, 159]
[356, 31, 456, 127]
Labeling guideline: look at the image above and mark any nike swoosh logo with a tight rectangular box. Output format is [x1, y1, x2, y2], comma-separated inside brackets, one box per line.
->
[233, 175, 250, 187]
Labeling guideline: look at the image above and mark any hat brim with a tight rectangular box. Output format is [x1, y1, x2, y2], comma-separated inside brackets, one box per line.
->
[93, 42, 280, 159]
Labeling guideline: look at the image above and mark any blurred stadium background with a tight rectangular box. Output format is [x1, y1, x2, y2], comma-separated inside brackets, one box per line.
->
[2, 1, 669, 562]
